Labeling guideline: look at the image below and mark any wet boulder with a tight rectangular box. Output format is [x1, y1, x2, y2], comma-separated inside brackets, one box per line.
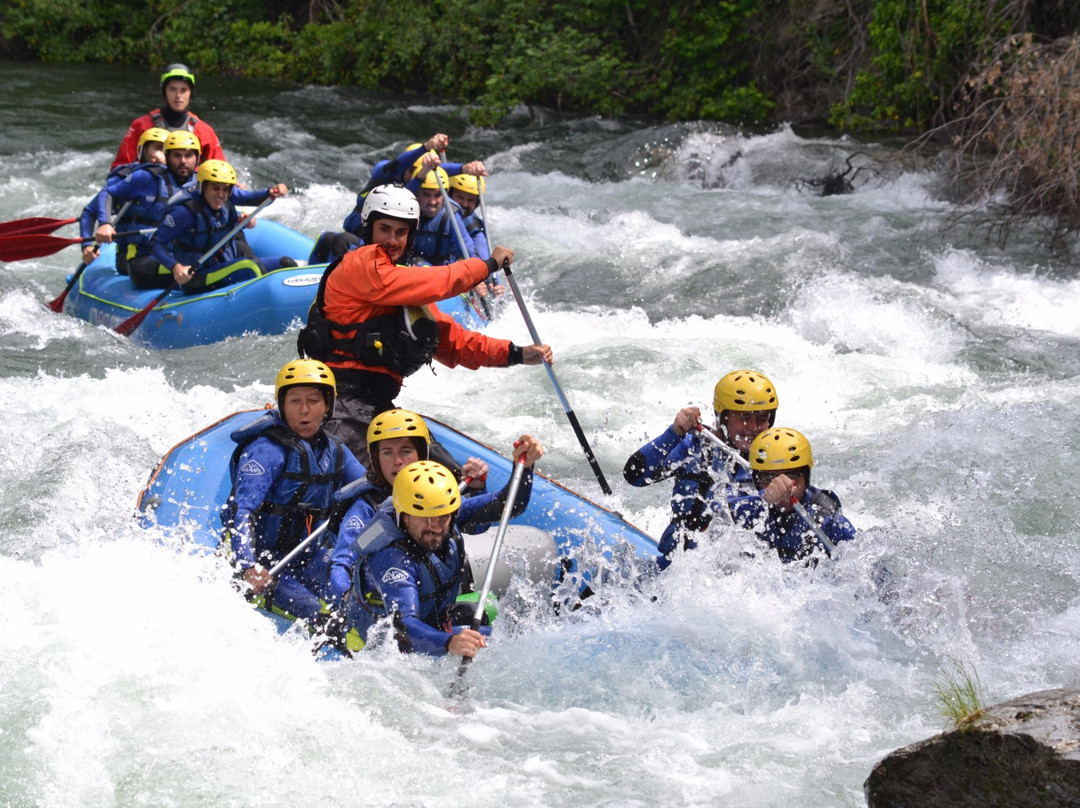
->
[865, 688, 1080, 807]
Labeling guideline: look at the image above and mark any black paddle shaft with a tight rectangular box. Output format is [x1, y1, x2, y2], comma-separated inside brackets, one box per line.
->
[502, 263, 613, 495]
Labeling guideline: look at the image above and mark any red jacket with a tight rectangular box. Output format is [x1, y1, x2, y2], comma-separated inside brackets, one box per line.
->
[322, 244, 509, 384]
[112, 109, 225, 168]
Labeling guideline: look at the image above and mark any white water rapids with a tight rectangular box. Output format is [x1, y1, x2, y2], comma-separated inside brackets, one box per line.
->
[1, 63, 1079, 807]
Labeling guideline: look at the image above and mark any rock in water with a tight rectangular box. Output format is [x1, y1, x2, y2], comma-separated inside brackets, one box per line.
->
[865, 688, 1080, 807]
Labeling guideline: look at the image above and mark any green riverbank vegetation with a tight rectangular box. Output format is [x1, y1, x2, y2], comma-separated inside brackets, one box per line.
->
[2, 0, 1078, 253]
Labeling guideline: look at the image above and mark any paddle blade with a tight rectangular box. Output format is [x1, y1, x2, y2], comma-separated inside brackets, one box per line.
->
[114, 284, 176, 337]
[0, 234, 82, 262]
[0, 216, 77, 238]
[48, 263, 86, 313]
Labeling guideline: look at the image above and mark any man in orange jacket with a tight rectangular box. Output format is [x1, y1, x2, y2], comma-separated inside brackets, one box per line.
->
[298, 183, 552, 463]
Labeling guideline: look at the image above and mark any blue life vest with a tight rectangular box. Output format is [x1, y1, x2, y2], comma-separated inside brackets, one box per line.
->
[169, 191, 245, 268]
[413, 202, 468, 265]
[224, 412, 350, 560]
[346, 508, 466, 633]
[116, 165, 191, 254]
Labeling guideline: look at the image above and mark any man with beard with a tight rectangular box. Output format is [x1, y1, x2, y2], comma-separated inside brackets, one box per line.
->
[343, 437, 542, 657]
[105, 129, 202, 283]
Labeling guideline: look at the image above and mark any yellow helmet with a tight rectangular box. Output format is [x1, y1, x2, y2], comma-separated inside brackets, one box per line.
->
[367, 409, 430, 452]
[196, 159, 237, 185]
[749, 427, 813, 473]
[137, 127, 171, 149]
[163, 130, 201, 153]
[409, 148, 438, 177]
[713, 370, 778, 413]
[392, 461, 460, 522]
[449, 173, 485, 195]
[275, 359, 336, 413]
[416, 165, 450, 192]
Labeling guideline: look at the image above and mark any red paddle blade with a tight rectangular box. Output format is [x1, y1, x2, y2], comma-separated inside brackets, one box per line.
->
[115, 284, 176, 337]
[48, 262, 87, 313]
[0, 234, 83, 262]
[0, 216, 77, 238]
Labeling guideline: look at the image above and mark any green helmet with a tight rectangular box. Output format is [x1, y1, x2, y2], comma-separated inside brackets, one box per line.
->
[160, 63, 195, 93]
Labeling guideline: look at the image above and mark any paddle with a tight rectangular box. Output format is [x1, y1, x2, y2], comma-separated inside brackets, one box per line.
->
[114, 197, 274, 337]
[433, 168, 494, 320]
[0, 215, 77, 238]
[48, 201, 134, 313]
[501, 261, 613, 495]
[449, 453, 527, 697]
[0, 228, 157, 262]
[695, 424, 838, 556]
[267, 518, 331, 578]
[47, 262, 88, 313]
[478, 185, 495, 281]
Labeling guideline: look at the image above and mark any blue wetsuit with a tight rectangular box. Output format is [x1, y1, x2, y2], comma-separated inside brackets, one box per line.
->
[222, 411, 366, 621]
[341, 143, 468, 234]
[326, 477, 388, 600]
[104, 164, 196, 274]
[343, 468, 534, 655]
[79, 162, 144, 264]
[729, 485, 856, 562]
[460, 211, 490, 261]
[151, 186, 287, 294]
[624, 426, 754, 568]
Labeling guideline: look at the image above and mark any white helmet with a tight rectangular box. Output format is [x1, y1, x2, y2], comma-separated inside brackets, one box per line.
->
[361, 184, 420, 228]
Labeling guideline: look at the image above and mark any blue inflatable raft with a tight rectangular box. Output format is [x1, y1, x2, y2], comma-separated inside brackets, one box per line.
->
[137, 410, 659, 607]
[63, 220, 490, 349]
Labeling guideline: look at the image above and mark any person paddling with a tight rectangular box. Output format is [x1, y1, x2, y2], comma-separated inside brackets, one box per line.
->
[103, 129, 201, 282]
[729, 427, 856, 563]
[448, 173, 491, 262]
[149, 159, 292, 293]
[307, 134, 487, 265]
[297, 183, 552, 465]
[112, 63, 225, 169]
[221, 360, 366, 648]
[623, 370, 779, 569]
[325, 409, 488, 607]
[78, 126, 169, 267]
[345, 439, 542, 657]
[410, 164, 479, 266]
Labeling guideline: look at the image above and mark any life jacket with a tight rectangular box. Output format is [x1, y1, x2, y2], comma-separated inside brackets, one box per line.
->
[115, 165, 189, 252]
[296, 256, 440, 377]
[149, 108, 197, 133]
[346, 509, 466, 631]
[169, 191, 243, 269]
[412, 203, 464, 265]
[223, 412, 349, 560]
[105, 163, 138, 221]
[327, 477, 387, 534]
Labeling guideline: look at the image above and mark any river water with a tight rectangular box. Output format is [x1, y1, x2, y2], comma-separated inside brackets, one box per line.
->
[1, 62, 1079, 807]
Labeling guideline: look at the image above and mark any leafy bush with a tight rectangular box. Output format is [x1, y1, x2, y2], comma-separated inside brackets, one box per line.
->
[931, 33, 1080, 253]
[833, 0, 1019, 129]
